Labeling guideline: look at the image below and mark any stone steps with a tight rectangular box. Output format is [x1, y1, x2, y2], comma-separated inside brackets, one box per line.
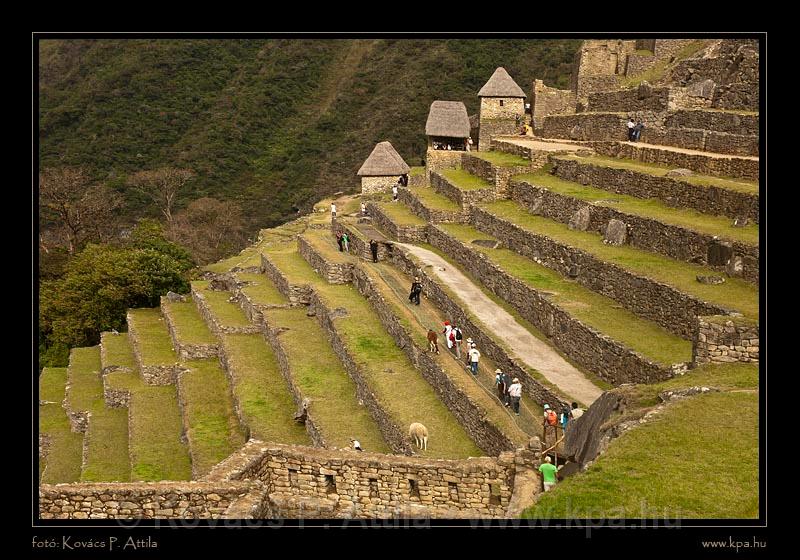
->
[39, 367, 83, 484]
[510, 169, 759, 284]
[429, 223, 692, 385]
[298, 230, 355, 284]
[548, 154, 758, 223]
[160, 298, 219, 360]
[126, 308, 181, 385]
[65, 346, 130, 482]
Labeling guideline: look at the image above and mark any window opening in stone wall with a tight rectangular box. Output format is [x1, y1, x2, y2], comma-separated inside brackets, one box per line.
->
[369, 479, 379, 498]
[448, 482, 459, 503]
[489, 483, 501, 506]
[325, 474, 337, 495]
[408, 478, 421, 500]
[288, 468, 299, 488]
[499, 100, 504, 107]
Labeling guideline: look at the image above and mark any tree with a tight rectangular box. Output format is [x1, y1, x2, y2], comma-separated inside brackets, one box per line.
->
[127, 167, 194, 226]
[169, 197, 248, 264]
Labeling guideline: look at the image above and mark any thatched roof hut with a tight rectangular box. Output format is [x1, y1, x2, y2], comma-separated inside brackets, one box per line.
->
[425, 101, 471, 138]
[357, 141, 410, 176]
[478, 67, 527, 98]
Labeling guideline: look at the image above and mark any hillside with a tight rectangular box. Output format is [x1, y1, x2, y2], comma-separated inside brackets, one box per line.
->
[38, 38, 579, 231]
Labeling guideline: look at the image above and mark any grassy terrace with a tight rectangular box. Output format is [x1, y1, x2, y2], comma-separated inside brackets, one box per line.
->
[192, 281, 252, 329]
[301, 229, 354, 263]
[264, 240, 326, 285]
[180, 359, 246, 477]
[439, 224, 692, 366]
[237, 272, 287, 306]
[440, 167, 493, 190]
[516, 169, 759, 245]
[408, 186, 461, 212]
[555, 154, 759, 194]
[525, 363, 758, 518]
[39, 367, 83, 484]
[265, 307, 389, 452]
[101, 332, 137, 370]
[374, 201, 427, 226]
[127, 308, 177, 366]
[221, 333, 311, 445]
[66, 347, 130, 482]
[203, 221, 308, 274]
[162, 300, 217, 346]
[409, 166, 425, 177]
[482, 201, 759, 320]
[470, 151, 530, 167]
[367, 262, 536, 443]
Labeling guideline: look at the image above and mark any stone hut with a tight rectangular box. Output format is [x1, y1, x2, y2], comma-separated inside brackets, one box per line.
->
[425, 100, 471, 178]
[357, 141, 411, 195]
[477, 67, 527, 151]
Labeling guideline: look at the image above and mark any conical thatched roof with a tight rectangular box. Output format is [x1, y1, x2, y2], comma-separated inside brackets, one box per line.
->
[478, 67, 527, 98]
[425, 101, 470, 138]
[357, 141, 410, 176]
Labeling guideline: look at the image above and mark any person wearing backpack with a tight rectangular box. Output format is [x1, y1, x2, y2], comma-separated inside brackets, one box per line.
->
[543, 404, 559, 439]
[452, 325, 463, 359]
[560, 404, 571, 431]
[508, 378, 523, 415]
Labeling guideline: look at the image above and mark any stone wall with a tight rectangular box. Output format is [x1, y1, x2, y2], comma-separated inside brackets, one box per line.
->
[365, 202, 428, 243]
[126, 311, 180, 385]
[426, 148, 463, 180]
[694, 316, 759, 365]
[472, 204, 733, 339]
[587, 84, 670, 112]
[461, 153, 536, 198]
[261, 253, 313, 305]
[641, 128, 758, 157]
[593, 141, 759, 181]
[361, 176, 399, 195]
[389, 245, 570, 410]
[191, 287, 260, 335]
[542, 112, 660, 142]
[160, 297, 220, 360]
[572, 40, 634, 101]
[624, 53, 655, 77]
[550, 156, 759, 223]
[397, 187, 467, 223]
[297, 234, 354, 284]
[339, 223, 393, 263]
[430, 171, 496, 208]
[665, 110, 759, 136]
[531, 79, 575, 128]
[511, 178, 760, 284]
[653, 39, 699, 61]
[480, 97, 525, 120]
[427, 226, 675, 385]
[351, 264, 514, 456]
[39, 481, 253, 519]
[479, 118, 520, 152]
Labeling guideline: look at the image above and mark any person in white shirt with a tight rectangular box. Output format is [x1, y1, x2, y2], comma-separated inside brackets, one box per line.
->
[570, 402, 584, 420]
[508, 378, 523, 415]
[468, 343, 480, 376]
[350, 438, 362, 452]
[626, 117, 635, 141]
[361, 202, 367, 216]
[392, 184, 399, 201]
[442, 322, 453, 350]
[331, 202, 337, 219]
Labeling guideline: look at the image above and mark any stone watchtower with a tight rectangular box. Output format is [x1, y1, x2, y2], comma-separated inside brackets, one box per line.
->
[477, 67, 527, 151]
[357, 141, 410, 194]
[424, 100, 471, 179]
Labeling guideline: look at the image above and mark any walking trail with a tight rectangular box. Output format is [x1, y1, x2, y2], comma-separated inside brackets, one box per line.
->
[397, 243, 603, 405]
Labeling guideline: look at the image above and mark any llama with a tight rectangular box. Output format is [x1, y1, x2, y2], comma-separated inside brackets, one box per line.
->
[409, 422, 428, 451]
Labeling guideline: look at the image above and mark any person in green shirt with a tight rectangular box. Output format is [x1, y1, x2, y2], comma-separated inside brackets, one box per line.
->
[539, 456, 558, 492]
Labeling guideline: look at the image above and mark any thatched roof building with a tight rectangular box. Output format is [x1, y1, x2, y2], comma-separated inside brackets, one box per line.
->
[425, 101, 470, 138]
[478, 67, 527, 98]
[357, 141, 410, 176]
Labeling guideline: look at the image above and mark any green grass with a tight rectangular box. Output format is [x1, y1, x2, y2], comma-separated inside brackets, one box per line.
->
[221, 333, 311, 444]
[127, 308, 178, 366]
[180, 359, 246, 477]
[192, 281, 252, 328]
[237, 273, 288, 306]
[441, 168, 493, 191]
[263, 241, 326, 285]
[101, 332, 137, 370]
[439, 224, 693, 366]
[409, 186, 461, 212]
[162, 300, 217, 345]
[375, 201, 427, 226]
[265, 307, 390, 452]
[471, 151, 530, 167]
[517, 169, 759, 245]
[553, 154, 759, 194]
[633, 49, 654, 56]
[313, 281, 483, 459]
[524, 390, 758, 518]
[482, 201, 759, 320]
[40, 366, 68, 403]
[409, 166, 425, 176]
[301, 230, 354, 263]
[39, 367, 84, 484]
[66, 347, 130, 482]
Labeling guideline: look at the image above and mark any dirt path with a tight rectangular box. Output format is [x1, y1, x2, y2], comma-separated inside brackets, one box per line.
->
[398, 243, 603, 405]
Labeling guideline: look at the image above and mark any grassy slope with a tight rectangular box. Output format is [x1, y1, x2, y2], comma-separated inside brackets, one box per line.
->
[192, 281, 252, 328]
[39, 367, 83, 484]
[408, 186, 461, 212]
[441, 168, 493, 191]
[127, 308, 177, 365]
[101, 332, 137, 370]
[162, 300, 217, 345]
[471, 151, 530, 167]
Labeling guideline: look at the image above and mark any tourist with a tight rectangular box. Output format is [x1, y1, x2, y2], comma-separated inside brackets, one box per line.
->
[524, 123, 533, 136]
[369, 239, 379, 263]
[466, 137, 473, 152]
[331, 202, 337, 219]
[543, 404, 559, 439]
[468, 343, 481, 376]
[626, 117, 635, 141]
[342, 232, 350, 253]
[633, 120, 645, 142]
[570, 402, 584, 421]
[442, 321, 453, 351]
[560, 403, 571, 431]
[452, 324, 463, 359]
[409, 277, 422, 305]
[392, 183, 399, 202]
[464, 338, 473, 366]
[427, 329, 440, 354]
[508, 378, 522, 415]
[400, 173, 409, 187]
[350, 438, 363, 452]
[361, 202, 367, 216]
[495, 368, 506, 401]
[336, 231, 344, 252]
[539, 456, 558, 492]
[501, 371, 513, 407]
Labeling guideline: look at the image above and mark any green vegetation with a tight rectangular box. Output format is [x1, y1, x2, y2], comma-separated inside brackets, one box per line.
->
[221, 333, 311, 444]
[162, 300, 217, 345]
[180, 359, 246, 476]
[192, 282, 252, 328]
[620, 40, 711, 88]
[441, 168, 493, 191]
[471, 151, 530, 167]
[482, 201, 759, 320]
[40, 367, 84, 484]
[439, 224, 693, 366]
[265, 307, 390, 451]
[375, 201, 427, 226]
[409, 187, 461, 212]
[263, 241, 323, 285]
[409, 166, 425, 177]
[100, 332, 137, 370]
[553, 154, 759, 194]
[301, 230, 354, 263]
[238, 273, 287, 306]
[127, 308, 177, 365]
[517, 169, 759, 245]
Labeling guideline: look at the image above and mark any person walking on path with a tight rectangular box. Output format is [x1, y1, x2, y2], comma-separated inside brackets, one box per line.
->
[495, 369, 506, 401]
[400, 174, 409, 187]
[452, 325, 463, 359]
[331, 202, 337, 219]
[464, 338, 473, 366]
[427, 329, 440, 354]
[626, 117, 635, 141]
[342, 232, 350, 253]
[361, 202, 367, 216]
[336, 231, 344, 252]
[508, 378, 523, 415]
[369, 239, 379, 263]
[539, 456, 558, 492]
[560, 403, 571, 431]
[633, 120, 645, 142]
[409, 277, 422, 305]
[501, 371, 513, 407]
[392, 183, 399, 202]
[570, 402, 584, 421]
[442, 321, 453, 351]
[543, 404, 559, 441]
[468, 343, 481, 376]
